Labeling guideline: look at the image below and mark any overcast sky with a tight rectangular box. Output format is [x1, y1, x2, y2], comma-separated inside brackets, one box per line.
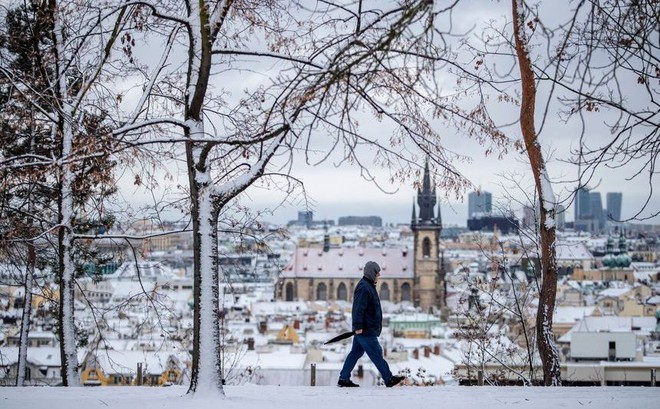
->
[114, 1, 658, 229]
[237, 1, 659, 228]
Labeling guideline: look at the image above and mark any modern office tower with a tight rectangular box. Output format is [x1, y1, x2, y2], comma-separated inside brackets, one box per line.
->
[556, 204, 566, 230]
[606, 192, 623, 221]
[522, 205, 536, 229]
[589, 191, 605, 231]
[467, 190, 492, 218]
[297, 210, 313, 228]
[574, 187, 591, 222]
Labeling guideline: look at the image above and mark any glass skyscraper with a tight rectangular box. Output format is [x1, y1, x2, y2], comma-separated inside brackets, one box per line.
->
[573, 187, 619, 232]
[574, 187, 591, 222]
[468, 191, 492, 218]
[606, 192, 623, 221]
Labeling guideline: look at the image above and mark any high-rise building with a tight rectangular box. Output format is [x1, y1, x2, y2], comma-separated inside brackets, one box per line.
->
[522, 205, 536, 230]
[574, 187, 591, 222]
[468, 191, 492, 218]
[589, 192, 605, 231]
[297, 210, 314, 227]
[574, 187, 603, 232]
[556, 204, 566, 231]
[606, 192, 623, 222]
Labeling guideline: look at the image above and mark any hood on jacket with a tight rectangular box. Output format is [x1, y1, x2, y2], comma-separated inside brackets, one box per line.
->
[363, 261, 381, 282]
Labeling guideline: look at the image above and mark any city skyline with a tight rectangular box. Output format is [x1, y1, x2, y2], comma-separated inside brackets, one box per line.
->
[257, 189, 640, 230]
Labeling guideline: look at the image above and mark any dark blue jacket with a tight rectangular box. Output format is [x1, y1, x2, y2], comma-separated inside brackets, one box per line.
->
[351, 277, 382, 337]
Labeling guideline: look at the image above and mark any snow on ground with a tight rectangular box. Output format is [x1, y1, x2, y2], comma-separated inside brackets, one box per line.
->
[1, 385, 658, 409]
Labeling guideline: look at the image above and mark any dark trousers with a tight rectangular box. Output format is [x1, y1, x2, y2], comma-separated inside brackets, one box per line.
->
[339, 335, 393, 383]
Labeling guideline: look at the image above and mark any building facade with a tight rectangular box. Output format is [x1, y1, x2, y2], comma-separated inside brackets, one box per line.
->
[467, 190, 492, 218]
[606, 192, 623, 222]
[276, 162, 445, 311]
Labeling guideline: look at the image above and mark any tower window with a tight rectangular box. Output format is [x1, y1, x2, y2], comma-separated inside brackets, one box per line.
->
[422, 237, 431, 258]
[285, 283, 294, 301]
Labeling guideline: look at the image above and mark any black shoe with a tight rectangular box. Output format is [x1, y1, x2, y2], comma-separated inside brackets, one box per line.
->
[385, 375, 405, 387]
[337, 378, 360, 387]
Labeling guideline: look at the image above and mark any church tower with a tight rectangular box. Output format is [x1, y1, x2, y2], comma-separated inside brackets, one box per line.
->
[411, 160, 445, 311]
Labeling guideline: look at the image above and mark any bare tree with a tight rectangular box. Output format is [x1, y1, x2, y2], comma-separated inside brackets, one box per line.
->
[0, 1, 131, 386]
[109, 0, 513, 395]
[544, 0, 659, 221]
[510, 0, 561, 386]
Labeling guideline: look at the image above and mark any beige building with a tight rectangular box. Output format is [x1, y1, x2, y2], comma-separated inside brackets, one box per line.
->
[596, 285, 656, 317]
[572, 267, 636, 284]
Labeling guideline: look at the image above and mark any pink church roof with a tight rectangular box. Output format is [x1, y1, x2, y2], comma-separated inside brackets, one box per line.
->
[281, 247, 415, 279]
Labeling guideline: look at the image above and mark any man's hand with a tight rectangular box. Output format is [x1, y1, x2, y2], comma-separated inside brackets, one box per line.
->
[355, 329, 363, 334]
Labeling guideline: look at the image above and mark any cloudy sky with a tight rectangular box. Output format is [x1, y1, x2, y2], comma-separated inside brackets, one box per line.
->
[236, 1, 658, 228]
[114, 1, 658, 228]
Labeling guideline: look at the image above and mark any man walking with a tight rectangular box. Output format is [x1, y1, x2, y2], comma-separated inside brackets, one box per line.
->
[337, 261, 405, 387]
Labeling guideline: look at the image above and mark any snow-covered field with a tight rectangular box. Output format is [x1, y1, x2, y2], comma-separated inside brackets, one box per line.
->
[1, 385, 658, 409]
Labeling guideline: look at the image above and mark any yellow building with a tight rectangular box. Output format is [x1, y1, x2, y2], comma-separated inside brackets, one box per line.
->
[80, 350, 186, 386]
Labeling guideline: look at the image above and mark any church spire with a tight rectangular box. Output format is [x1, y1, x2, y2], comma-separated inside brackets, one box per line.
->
[411, 197, 417, 225]
[437, 200, 442, 226]
[417, 159, 437, 224]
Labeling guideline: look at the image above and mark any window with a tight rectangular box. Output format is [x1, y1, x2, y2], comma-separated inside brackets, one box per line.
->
[422, 237, 431, 258]
[380, 283, 390, 301]
[401, 283, 411, 302]
[337, 283, 348, 301]
[285, 283, 294, 301]
[316, 283, 327, 301]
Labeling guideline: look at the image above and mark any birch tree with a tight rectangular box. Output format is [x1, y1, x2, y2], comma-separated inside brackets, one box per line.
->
[545, 0, 659, 221]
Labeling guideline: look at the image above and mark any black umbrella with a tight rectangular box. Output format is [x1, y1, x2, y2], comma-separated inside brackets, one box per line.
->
[324, 330, 356, 345]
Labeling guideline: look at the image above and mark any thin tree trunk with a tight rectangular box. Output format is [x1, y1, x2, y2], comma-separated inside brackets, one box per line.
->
[56, 104, 80, 386]
[511, 0, 561, 386]
[16, 242, 35, 386]
[52, 0, 80, 385]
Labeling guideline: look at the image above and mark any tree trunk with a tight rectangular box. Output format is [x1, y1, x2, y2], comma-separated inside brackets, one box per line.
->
[184, 2, 224, 395]
[185, 120, 223, 396]
[16, 242, 34, 386]
[52, 1, 80, 383]
[511, 0, 561, 386]
[56, 104, 80, 386]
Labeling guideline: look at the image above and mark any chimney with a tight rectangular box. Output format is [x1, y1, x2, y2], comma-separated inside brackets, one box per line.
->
[433, 344, 441, 355]
[413, 348, 419, 359]
[424, 346, 431, 358]
[247, 337, 255, 351]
